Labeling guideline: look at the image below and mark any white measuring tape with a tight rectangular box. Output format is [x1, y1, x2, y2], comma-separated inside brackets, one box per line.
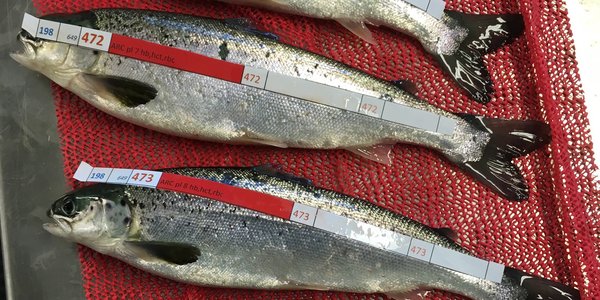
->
[21, 13, 458, 135]
[409, 0, 446, 19]
[73, 161, 505, 283]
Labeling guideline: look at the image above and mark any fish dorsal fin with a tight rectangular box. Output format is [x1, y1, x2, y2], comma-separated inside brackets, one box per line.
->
[222, 18, 279, 40]
[252, 165, 313, 186]
[77, 74, 157, 108]
[391, 80, 418, 96]
[124, 241, 200, 265]
[431, 227, 459, 242]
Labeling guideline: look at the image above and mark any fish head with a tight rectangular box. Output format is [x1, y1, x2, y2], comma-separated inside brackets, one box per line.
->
[44, 185, 132, 250]
[11, 30, 98, 87]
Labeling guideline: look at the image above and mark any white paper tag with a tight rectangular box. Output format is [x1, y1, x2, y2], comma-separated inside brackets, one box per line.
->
[78, 27, 112, 51]
[126, 169, 163, 187]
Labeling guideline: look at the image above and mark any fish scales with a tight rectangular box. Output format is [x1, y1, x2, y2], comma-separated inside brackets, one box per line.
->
[221, 0, 455, 53]
[91, 9, 473, 154]
[218, 0, 525, 103]
[12, 9, 551, 200]
[44, 167, 580, 298]
[113, 167, 524, 298]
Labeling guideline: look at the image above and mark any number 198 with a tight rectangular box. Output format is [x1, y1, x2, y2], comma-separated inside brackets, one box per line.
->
[39, 27, 54, 36]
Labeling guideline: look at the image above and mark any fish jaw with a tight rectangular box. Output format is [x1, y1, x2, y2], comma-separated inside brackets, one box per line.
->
[42, 217, 72, 239]
[11, 32, 40, 71]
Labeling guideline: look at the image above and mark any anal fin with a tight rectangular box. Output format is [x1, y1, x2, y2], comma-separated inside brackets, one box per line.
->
[336, 19, 376, 44]
[346, 144, 394, 165]
[385, 290, 431, 300]
[238, 130, 289, 148]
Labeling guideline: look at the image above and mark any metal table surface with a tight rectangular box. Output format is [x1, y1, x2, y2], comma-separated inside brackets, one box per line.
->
[0, 1, 85, 299]
[0, 1, 598, 300]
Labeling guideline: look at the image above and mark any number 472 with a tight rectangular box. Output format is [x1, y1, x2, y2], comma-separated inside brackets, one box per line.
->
[81, 32, 104, 46]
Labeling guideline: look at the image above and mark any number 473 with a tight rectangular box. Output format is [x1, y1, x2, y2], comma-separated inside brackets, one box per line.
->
[131, 172, 154, 183]
[292, 210, 310, 221]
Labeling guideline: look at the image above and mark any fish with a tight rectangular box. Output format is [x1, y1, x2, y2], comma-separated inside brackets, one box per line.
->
[11, 9, 548, 200]
[43, 166, 580, 299]
[217, 0, 525, 103]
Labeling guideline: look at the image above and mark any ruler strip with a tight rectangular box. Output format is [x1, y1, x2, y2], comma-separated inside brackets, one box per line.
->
[72, 161, 504, 282]
[20, 13, 457, 135]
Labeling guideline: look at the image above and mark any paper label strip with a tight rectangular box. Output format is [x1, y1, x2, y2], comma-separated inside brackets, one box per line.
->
[20, 13, 457, 135]
[73, 161, 504, 283]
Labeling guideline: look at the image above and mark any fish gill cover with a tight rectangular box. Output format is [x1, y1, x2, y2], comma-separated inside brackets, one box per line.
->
[31, 0, 600, 299]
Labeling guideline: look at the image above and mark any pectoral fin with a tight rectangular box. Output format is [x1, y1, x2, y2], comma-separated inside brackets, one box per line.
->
[336, 19, 376, 44]
[77, 73, 157, 108]
[124, 241, 200, 265]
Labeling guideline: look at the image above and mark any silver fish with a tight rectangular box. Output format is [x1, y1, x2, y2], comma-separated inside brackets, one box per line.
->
[218, 0, 525, 103]
[43, 167, 579, 299]
[11, 9, 547, 200]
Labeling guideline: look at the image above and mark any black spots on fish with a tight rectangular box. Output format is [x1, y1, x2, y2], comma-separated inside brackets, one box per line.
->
[90, 206, 93, 211]
[242, 220, 247, 228]
[293, 66, 301, 77]
[221, 173, 234, 184]
[381, 94, 394, 101]
[229, 207, 237, 214]
[218, 42, 230, 61]
[313, 192, 322, 199]
[139, 202, 146, 209]
[123, 217, 131, 226]
[92, 50, 99, 55]
[265, 52, 271, 58]
[162, 202, 167, 209]
[314, 63, 319, 69]
[105, 202, 113, 210]
[120, 199, 127, 206]
[277, 230, 284, 236]
[306, 69, 314, 75]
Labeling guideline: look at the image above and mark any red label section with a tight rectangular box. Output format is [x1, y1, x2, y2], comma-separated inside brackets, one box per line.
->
[157, 173, 295, 219]
[108, 34, 244, 83]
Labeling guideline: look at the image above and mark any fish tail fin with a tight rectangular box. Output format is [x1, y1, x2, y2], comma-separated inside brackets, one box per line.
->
[504, 267, 581, 300]
[454, 115, 550, 200]
[435, 12, 525, 103]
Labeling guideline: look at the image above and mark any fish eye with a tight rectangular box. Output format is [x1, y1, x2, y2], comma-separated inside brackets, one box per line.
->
[61, 199, 76, 216]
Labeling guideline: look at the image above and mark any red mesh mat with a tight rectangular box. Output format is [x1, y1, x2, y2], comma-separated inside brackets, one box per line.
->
[31, 0, 600, 299]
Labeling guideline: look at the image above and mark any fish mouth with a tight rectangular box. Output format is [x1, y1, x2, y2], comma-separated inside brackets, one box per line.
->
[43, 214, 72, 236]
[10, 30, 38, 65]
